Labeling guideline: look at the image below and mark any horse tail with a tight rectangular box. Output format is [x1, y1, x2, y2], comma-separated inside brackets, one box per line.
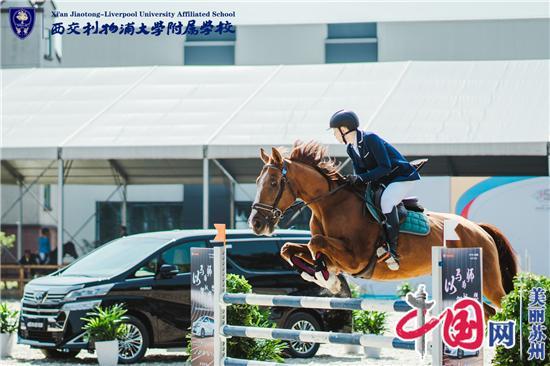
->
[477, 223, 518, 294]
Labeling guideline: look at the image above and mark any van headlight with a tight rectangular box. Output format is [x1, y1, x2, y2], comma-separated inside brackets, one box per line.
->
[64, 284, 114, 301]
[62, 300, 101, 311]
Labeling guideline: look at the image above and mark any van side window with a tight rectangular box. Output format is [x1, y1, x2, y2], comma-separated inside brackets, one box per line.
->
[134, 257, 159, 278]
[228, 240, 289, 271]
[160, 240, 206, 273]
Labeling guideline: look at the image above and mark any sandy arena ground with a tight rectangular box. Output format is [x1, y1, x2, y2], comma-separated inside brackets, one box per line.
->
[2, 301, 495, 365]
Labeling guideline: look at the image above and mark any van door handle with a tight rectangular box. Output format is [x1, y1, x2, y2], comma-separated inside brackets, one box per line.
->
[139, 286, 152, 290]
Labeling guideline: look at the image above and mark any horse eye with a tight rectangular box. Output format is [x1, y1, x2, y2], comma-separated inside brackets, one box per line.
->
[271, 180, 277, 187]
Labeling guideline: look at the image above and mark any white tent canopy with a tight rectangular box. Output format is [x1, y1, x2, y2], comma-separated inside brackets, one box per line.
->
[2, 60, 549, 184]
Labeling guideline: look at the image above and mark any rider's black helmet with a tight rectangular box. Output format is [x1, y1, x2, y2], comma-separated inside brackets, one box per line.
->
[329, 109, 360, 130]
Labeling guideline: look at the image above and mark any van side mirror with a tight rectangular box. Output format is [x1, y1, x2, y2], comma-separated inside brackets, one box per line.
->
[159, 264, 179, 279]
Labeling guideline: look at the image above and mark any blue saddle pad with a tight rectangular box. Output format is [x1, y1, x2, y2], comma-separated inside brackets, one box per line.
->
[365, 185, 430, 236]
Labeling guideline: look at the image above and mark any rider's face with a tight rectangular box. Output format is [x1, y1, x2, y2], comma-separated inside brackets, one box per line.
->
[332, 127, 348, 144]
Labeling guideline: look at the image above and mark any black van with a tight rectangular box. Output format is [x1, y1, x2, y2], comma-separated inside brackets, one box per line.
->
[18, 229, 352, 363]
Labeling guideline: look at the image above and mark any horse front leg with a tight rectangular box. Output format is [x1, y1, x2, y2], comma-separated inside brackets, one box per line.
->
[280, 241, 339, 291]
[306, 234, 368, 294]
[281, 242, 316, 273]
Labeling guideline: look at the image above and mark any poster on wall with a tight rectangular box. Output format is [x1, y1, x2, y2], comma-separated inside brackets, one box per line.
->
[190, 248, 215, 366]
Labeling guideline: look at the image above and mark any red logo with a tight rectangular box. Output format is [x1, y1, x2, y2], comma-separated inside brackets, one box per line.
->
[396, 297, 484, 351]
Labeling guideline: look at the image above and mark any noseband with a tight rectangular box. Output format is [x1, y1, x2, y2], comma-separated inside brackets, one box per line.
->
[251, 161, 296, 224]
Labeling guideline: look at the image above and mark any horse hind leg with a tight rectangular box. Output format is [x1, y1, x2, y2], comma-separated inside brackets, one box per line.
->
[483, 303, 496, 322]
[482, 268, 507, 321]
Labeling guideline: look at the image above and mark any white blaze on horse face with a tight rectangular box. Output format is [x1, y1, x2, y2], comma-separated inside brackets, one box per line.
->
[249, 168, 274, 235]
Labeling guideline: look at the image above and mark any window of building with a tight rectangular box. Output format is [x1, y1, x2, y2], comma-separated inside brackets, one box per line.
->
[184, 28, 236, 65]
[325, 23, 378, 63]
[96, 201, 184, 245]
[43, 184, 52, 211]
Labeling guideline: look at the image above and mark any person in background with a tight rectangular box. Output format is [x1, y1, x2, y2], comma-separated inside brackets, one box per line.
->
[19, 249, 38, 265]
[38, 227, 51, 264]
[120, 225, 127, 237]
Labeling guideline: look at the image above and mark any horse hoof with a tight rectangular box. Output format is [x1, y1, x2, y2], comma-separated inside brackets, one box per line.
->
[314, 271, 342, 294]
[300, 272, 317, 283]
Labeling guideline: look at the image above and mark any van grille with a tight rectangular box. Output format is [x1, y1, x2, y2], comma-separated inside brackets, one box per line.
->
[23, 291, 65, 304]
[21, 289, 65, 319]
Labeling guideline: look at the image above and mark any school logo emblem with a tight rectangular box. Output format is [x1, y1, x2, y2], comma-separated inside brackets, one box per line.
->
[10, 8, 35, 40]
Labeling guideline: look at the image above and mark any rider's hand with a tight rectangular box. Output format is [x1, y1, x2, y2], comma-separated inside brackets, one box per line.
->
[346, 174, 361, 185]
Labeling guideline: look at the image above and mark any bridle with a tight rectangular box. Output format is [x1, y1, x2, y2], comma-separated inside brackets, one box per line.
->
[251, 161, 295, 224]
[251, 160, 349, 225]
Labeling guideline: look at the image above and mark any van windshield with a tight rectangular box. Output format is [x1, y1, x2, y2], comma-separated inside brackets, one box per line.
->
[61, 236, 168, 278]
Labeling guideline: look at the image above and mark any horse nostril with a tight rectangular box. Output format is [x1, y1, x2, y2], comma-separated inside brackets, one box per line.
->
[253, 219, 262, 230]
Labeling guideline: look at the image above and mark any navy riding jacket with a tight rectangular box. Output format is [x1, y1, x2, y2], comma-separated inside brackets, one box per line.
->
[347, 130, 420, 186]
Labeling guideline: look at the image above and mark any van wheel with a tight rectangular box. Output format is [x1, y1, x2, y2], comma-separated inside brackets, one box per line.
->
[118, 315, 149, 364]
[283, 312, 321, 358]
[40, 348, 80, 359]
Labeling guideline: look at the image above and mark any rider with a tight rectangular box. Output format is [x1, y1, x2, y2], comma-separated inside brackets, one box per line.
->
[329, 109, 420, 269]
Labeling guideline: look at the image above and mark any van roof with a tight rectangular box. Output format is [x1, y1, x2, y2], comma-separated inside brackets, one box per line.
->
[127, 229, 310, 242]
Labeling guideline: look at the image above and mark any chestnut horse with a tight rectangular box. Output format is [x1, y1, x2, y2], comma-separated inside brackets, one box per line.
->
[249, 141, 518, 316]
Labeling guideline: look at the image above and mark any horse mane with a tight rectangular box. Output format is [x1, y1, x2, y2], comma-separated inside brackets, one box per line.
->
[287, 140, 345, 182]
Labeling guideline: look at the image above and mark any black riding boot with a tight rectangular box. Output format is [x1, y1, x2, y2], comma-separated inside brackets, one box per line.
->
[383, 206, 400, 261]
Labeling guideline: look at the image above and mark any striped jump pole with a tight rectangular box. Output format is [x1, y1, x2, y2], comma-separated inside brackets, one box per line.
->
[223, 293, 412, 312]
[223, 325, 415, 349]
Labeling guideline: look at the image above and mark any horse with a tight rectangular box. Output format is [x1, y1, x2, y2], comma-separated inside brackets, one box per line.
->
[248, 141, 518, 318]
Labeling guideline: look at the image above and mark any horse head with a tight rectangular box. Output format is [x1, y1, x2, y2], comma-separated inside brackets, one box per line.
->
[249, 141, 346, 236]
[249, 147, 297, 236]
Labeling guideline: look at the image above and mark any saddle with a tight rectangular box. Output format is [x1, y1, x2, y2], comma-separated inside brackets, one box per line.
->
[365, 159, 431, 235]
[365, 181, 430, 236]
[353, 159, 431, 278]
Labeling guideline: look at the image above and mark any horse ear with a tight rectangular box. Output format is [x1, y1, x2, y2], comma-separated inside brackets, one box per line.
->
[271, 147, 283, 165]
[260, 148, 270, 164]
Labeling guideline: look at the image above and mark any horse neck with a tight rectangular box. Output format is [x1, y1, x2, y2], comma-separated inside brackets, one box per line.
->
[289, 161, 380, 236]
[288, 162, 332, 204]
[287, 161, 353, 222]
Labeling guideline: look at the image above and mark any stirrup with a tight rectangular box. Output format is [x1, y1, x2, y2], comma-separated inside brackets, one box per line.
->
[376, 245, 400, 271]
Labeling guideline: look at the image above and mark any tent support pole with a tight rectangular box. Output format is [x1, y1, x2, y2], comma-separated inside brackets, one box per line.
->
[203, 158, 209, 229]
[229, 182, 235, 229]
[122, 184, 127, 227]
[17, 181, 23, 261]
[57, 156, 64, 265]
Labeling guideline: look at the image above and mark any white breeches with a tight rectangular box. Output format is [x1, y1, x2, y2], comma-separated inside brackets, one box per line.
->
[380, 180, 418, 214]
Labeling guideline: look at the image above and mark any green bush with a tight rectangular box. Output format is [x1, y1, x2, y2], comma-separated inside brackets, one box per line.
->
[226, 274, 286, 362]
[491, 272, 549, 365]
[352, 310, 388, 335]
[187, 274, 286, 362]
[0, 303, 19, 333]
[0, 232, 15, 250]
[81, 304, 128, 342]
[396, 282, 413, 298]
